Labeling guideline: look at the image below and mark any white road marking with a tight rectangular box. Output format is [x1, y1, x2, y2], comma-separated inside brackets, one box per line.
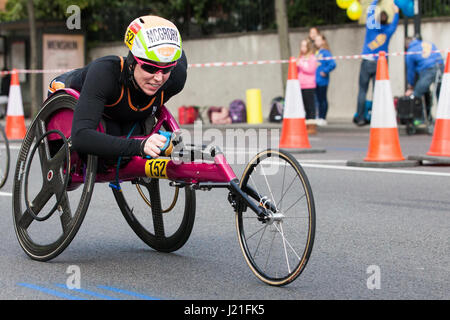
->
[300, 163, 450, 177]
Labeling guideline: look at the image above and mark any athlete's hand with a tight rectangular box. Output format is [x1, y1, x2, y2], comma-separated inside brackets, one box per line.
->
[143, 134, 167, 158]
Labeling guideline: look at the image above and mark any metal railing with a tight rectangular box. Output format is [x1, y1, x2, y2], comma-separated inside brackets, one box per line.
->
[421, 0, 450, 17]
[86, 0, 450, 43]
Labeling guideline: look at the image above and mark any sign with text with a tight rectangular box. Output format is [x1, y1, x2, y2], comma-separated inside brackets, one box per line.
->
[42, 34, 84, 99]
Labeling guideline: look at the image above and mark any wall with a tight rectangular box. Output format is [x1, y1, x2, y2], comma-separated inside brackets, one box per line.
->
[89, 18, 450, 121]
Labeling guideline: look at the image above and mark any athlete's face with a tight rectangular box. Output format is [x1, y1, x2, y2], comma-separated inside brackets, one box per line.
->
[134, 63, 171, 96]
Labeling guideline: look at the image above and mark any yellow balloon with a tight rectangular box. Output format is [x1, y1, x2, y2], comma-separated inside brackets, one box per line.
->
[347, 1, 362, 21]
[337, 0, 355, 9]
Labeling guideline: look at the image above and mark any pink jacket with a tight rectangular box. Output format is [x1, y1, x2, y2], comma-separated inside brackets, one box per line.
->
[297, 55, 317, 89]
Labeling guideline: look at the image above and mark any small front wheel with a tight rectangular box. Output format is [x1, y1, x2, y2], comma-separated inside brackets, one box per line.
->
[236, 149, 315, 286]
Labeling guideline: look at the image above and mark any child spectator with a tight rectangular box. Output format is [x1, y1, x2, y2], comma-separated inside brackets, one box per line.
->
[314, 34, 336, 126]
[308, 27, 321, 52]
[297, 39, 318, 129]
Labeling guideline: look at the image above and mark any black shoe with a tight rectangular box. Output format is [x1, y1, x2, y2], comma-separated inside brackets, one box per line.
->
[355, 120, 367, 127]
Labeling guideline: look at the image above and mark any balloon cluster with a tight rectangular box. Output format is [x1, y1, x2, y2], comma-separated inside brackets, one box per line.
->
[337, 0, 415, 21]
[394, 0, 415, 17]
[337, 0, 362, 21]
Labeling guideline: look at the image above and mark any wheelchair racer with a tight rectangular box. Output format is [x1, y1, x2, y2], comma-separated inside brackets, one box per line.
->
[48, 15, 187, 159]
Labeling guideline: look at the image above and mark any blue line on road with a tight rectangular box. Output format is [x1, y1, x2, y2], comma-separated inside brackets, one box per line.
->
[18, 283, 86, 300]
[55, 284, 121, 300]
[97, 285, 161, 300]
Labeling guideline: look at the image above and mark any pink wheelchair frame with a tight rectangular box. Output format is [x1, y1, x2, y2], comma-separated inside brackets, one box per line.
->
[46, 88, 267, 217]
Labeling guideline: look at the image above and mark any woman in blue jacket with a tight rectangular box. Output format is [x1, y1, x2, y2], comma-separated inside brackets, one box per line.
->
[314, 34, 336, 126]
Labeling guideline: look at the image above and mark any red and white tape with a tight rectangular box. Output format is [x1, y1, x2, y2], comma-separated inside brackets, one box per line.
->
[1, 49, 448, 75]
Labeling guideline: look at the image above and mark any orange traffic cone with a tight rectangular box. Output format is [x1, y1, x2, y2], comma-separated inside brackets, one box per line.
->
[408, 52, 450, 164]
[427, 52, 450, 157]
[279, 57, 324, 153]
[348, 52, 417, 167]
[5, 69, 26, 140]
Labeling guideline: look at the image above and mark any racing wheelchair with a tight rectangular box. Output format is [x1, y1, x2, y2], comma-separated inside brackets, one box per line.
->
[12, 90, 315, 286]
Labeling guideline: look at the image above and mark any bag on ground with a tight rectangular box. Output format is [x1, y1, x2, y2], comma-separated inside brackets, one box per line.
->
[269, 96, 284, 123]
[207, 106, 232, 124]
[228, 99, 247, 123]
[178, 106, 199, 124]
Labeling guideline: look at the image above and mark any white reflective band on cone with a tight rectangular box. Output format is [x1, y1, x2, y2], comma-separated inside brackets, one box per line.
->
[283, 80, 305, 119]
[370, 80, 397, 128]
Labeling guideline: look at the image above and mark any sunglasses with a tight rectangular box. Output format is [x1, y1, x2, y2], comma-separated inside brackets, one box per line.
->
[135, 56, 177, 74]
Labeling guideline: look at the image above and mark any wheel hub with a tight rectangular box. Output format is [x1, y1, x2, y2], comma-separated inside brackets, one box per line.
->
[47, 170, 54, 181]
[267, 212, 285, 225]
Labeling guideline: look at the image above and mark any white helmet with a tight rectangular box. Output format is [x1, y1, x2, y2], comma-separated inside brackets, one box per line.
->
[124, 15, 182, 63]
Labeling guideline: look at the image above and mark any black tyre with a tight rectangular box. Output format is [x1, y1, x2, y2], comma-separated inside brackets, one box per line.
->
[113, 178, 196, 252]
[12, 93, 97, 261]
[236, 149, 315, 286]
[0, 124, 10, 188]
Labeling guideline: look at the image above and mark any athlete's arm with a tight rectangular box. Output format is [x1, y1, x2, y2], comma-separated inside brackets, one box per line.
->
[71, 60, 142, 157]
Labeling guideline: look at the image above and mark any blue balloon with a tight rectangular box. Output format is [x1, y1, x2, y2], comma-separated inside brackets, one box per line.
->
[403, 0, 415, 17]
[394, 0, 407, 9]
[395, 0, 415, 17]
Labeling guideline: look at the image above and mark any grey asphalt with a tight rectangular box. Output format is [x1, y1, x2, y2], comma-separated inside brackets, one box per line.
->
[0, 121, 449, 300]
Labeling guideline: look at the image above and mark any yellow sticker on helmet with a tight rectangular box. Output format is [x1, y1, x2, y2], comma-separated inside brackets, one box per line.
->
[125, 29, 135, 50]
[145, 159, 170, 179]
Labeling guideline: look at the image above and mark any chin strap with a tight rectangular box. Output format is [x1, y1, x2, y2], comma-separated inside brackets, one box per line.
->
[125, 52, 144, 93]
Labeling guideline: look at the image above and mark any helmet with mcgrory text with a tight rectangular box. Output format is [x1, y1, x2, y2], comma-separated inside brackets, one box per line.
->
[124, 15, 182, 63]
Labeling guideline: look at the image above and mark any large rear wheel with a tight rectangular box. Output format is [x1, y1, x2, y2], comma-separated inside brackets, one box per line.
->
[12, 93, 97, 261]
[113, 178, 196, 252]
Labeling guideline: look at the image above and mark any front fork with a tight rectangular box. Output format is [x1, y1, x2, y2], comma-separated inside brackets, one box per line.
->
[227, 179, 274, 223]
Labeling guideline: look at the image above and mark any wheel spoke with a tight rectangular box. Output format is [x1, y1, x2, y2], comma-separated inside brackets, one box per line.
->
[147, 181, 166, 239]
[283, 193, 307, 215]
[58, 192, 73, 234]
[18, 186, 52, 229]
[35, 120, 51, 162]
[278, 222, 291, 274]
[252, 224, 267, 258]
[264, 229, 277, 272]
[259, 164, 277, 212]
[272, 222, 301, 260]
[276, 174, 298, 210]
[50, 145, 68, 168]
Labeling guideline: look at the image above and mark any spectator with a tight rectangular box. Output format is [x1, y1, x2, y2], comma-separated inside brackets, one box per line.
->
[354, 0, 399, 126]
[405, 37, 444, 120]
[314, 34, 336, 126]
[0, 68, 10, 118]
[308, 27, 321, 52]
[297, 39, 318, 127]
